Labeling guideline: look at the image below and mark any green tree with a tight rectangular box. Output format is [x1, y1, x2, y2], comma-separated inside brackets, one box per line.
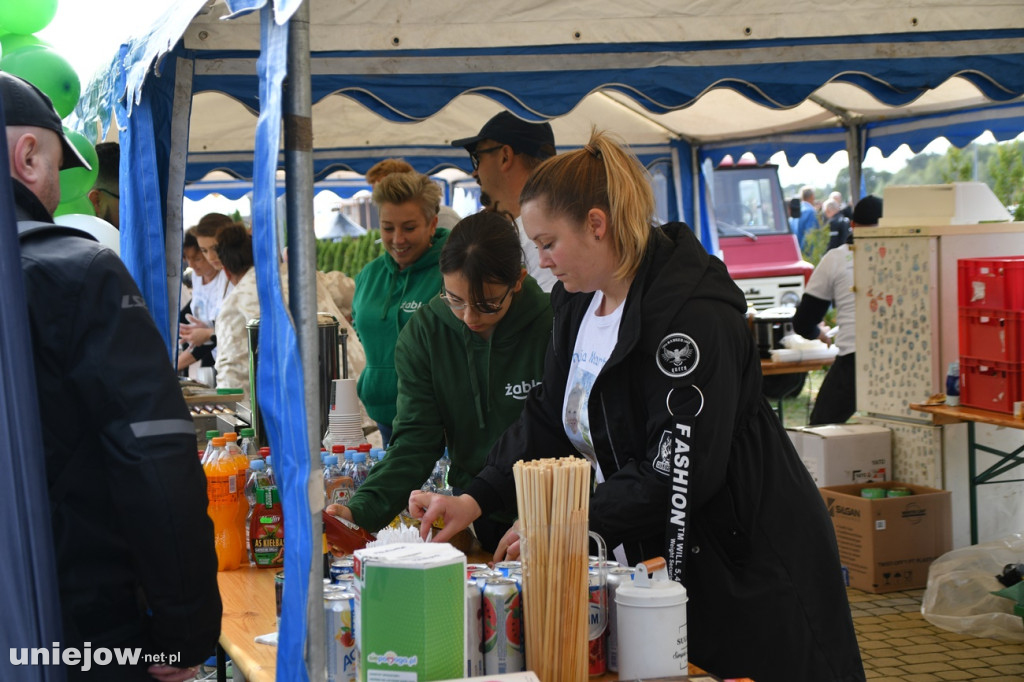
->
[987, 141, 1024, 219]
[939, 146, 974, 183]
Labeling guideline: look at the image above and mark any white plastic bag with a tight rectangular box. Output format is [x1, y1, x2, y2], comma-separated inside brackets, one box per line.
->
[921, 533, 1024, 641]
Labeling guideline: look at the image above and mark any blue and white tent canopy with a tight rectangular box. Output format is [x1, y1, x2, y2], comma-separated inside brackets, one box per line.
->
[74, 4, 1024, 678]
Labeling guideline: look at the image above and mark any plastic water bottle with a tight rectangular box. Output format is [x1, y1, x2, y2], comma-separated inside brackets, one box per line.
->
[243, 459, 268, 564]
[946, 361, 960, 406]
[323, 454, 354, 507]
[429, 449, 452, 494]
[201, 430, 220, 465]
[245, 459, 283, 569]
[239, 427, 259, 460]
[264, 454, 275, 486]
[351, 452, 370, 489]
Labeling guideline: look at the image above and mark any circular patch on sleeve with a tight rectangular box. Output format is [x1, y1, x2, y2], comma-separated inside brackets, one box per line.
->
[656, 333, 700, 378]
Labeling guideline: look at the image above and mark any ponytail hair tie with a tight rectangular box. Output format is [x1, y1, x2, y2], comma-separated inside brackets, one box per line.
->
[584, 143, 602, 160]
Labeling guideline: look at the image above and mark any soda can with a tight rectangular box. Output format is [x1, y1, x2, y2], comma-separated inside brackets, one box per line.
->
[494, 560, 521, 577]
[465, 582, 484, 677]
[325, 590, 358, 682]
[507, 567, 523, 588]
[605, 567, 635, 672]
[331, 557, 355, 583]
[466, 562, 490, 578]
[588, 569, 608, 676]
[482, 578, 524, 673]
[469, 569, 503, 589]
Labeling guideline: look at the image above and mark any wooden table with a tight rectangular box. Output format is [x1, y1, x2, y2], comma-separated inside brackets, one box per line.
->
[217, 567, 278, 682]
[217, 564, 712, 681]
[911, 402, 1024, 544]
[760, 356, 834, 376]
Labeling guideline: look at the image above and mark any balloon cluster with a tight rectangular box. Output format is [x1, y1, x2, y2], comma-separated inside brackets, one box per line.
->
[0, 0, 100, 216]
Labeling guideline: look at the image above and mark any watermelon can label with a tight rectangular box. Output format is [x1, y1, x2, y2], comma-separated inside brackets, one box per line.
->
[482, 577, 524, 673]
[465, 582, 484, 677]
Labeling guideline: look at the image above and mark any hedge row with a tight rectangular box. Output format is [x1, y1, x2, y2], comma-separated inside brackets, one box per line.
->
[316, 231, 383, 276]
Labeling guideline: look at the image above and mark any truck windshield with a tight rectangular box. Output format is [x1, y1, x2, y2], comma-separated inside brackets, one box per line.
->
[712, 167, 789, 237]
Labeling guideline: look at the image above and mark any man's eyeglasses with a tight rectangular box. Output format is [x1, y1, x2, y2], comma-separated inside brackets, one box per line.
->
[440, 286, 513, 314]
[469, 145, 503, 171]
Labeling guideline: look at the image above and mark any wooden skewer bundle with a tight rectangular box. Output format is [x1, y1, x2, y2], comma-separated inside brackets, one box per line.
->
[513, 457, 591, 682]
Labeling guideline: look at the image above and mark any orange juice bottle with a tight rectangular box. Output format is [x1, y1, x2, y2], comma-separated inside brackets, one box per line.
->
[204, 437, 243, 571]
[223, 432, 250, 563]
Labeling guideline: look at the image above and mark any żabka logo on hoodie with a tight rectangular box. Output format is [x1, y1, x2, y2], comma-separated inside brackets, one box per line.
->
[400, 301, 423, 313]
[505, 380, 540, 400]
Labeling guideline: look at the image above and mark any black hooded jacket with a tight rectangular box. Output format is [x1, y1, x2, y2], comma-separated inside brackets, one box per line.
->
[466, 223, 864, 682]
[16, 181, 221, 678]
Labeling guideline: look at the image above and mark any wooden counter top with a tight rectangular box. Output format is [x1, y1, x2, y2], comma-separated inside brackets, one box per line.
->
[218, 567, 278, 682]
[910, 402, 1024, 429]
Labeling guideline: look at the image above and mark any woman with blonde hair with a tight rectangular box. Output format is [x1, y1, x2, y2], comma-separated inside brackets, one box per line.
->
[410, 131, 865, 682]
[352, 171, 449, 447]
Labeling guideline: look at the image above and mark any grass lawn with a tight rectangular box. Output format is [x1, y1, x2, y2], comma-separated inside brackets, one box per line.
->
[776, 368, 829, 428]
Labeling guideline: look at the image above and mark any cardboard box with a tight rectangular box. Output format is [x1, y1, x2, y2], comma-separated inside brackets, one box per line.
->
[787, 424, 891, 486]
[820, 482, 953, 593]
[354, 543, 466, 681]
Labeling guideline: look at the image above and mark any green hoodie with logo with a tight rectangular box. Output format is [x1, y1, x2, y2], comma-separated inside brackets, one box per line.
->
[352, 228, 449, 425]
[347, 275, 552, 532]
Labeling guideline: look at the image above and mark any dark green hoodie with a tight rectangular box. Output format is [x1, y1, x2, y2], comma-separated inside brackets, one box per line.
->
[347, 275, 552, 532]
[352, 228, 449, 425]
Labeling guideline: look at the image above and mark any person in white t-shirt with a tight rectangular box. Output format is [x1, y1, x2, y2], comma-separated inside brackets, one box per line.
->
[177, 225, 231, 381]
[409, 130, 865, 682]
[451, 111, 558, 293]
[792, 194, 882, 425]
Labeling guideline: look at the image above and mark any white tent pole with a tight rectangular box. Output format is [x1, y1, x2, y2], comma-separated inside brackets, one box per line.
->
[283, 1, 324, 680]
[846, 125, 864, 201]
[165, 57, 195, 352]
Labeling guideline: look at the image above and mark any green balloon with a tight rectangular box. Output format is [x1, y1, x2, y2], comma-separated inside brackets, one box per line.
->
[0, 0, 58, 35]
[53, 193, 94, 218]
[1, 45, 80, 118]
[0, 32, 50, 55]
[58, 128, 98, 201]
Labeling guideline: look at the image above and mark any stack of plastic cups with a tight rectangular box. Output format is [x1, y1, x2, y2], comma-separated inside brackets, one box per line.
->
[326, 379, 365, 449]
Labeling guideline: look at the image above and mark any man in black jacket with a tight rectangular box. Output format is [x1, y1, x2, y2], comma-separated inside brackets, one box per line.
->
[5, 72, 220, 681]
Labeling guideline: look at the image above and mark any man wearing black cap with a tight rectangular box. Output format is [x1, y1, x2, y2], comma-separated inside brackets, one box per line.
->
[791, 194, 883, 425]
[452, 111, 558, 292]
[5, 71, 220, 681]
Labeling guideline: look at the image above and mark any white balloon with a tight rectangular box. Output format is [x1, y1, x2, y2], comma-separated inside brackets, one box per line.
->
[53, 213, 120, 255]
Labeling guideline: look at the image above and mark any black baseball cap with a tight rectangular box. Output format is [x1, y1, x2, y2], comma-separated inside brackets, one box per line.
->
[0, 72, 90, 171]
[451, 111, 555, 159]
[852, 195, 883, 226]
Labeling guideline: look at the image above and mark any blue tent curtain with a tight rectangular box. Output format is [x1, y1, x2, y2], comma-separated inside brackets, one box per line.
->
[115, 47, 176, 360]
[247, 4, 313, 679]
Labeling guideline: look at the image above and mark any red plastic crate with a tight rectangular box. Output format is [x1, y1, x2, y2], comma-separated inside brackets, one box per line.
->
[959, 308, 1024, 363]
[958, 257, 1024, 311]
[959, 357, 1024, 414]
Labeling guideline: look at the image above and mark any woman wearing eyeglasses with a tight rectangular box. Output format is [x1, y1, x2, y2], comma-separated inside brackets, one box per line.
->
[352, 172, 451, 448]
[330, 211, 552, 550]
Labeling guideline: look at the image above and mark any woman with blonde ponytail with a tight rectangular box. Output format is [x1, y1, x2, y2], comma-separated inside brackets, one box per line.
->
[411, 131, 865, 682]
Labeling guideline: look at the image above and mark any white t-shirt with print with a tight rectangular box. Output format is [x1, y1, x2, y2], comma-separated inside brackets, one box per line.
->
[563, 291, 624, 474]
